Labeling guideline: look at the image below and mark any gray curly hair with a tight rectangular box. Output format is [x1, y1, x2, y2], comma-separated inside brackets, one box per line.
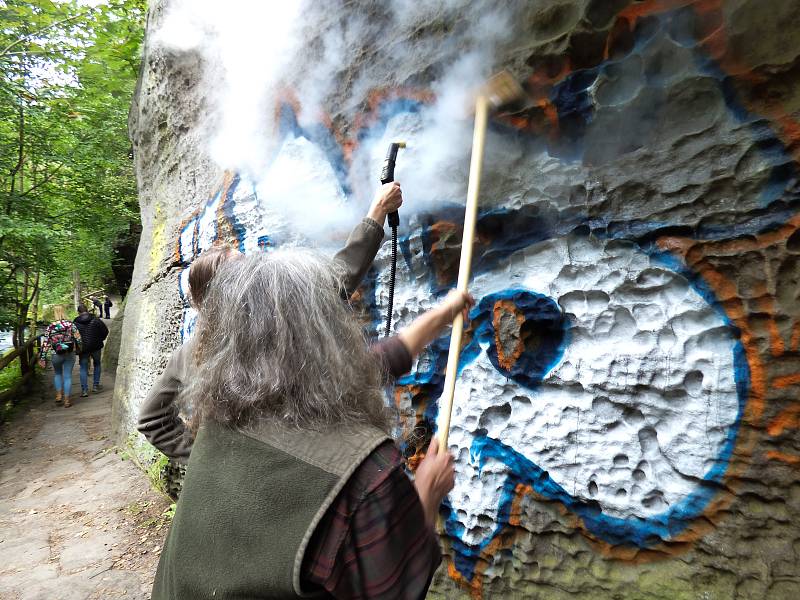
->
[180, 248, 391, 433]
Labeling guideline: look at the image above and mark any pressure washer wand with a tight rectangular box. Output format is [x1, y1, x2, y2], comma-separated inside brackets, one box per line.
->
[381, 142, 405, 226]
[381, 141, 405, 336]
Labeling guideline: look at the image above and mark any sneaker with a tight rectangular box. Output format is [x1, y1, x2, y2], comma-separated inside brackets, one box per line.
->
[81, 389, 89, 398]
[92, 384, 103, 392]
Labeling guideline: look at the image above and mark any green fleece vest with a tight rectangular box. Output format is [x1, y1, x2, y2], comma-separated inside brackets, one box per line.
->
[151, 419, 390, 599]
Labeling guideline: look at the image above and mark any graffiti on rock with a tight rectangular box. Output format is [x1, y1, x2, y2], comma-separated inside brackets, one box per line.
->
[172, 0, 800, 592]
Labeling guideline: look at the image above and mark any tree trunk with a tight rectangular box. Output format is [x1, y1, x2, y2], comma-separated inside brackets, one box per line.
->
[29, 271, 39, 338]
[73, 269, 81, 311]
[17, 269, 28, 335]
[16, 270, 29, 374]
[7, 102, 24, 208]
[18, 102, 23, 194]
[11, 272, 19, 348]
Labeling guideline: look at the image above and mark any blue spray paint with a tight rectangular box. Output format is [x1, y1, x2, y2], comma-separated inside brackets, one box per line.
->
[468, 289, 569, 391]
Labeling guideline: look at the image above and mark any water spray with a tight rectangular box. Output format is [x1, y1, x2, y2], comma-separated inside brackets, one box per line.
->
[381, 141, 406, 337]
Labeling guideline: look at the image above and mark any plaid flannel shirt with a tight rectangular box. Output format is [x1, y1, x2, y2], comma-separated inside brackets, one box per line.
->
[302, 441, 442, 599]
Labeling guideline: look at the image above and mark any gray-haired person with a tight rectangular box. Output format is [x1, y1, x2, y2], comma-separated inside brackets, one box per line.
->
[138, 182, 404, 461]
[151, 250, 472, 599]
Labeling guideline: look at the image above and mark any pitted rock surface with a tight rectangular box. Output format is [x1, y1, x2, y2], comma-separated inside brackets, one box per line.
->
[119, 1, 800, 598]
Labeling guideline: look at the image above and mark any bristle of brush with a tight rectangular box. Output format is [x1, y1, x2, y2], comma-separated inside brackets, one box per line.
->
[484, 71, 524, 108]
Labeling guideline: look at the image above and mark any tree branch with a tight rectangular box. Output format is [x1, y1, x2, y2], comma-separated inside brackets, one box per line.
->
[8, 104, 24, 210]
[24, 270, 39, 305]
[0, 266, 17, 291]
[17, 163, 65, 198]
[0, 11, 91, 60]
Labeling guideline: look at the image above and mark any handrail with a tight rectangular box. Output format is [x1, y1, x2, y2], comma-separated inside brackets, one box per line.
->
[0, 337, 37, 372]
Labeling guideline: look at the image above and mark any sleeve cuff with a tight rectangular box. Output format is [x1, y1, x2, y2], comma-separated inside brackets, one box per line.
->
[372, 336, 413, 379]
[361, 217, 385, 240]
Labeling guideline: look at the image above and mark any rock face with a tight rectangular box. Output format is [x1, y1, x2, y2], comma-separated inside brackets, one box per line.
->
[119, 1, 800, 598]
[101, 300, 125, 372]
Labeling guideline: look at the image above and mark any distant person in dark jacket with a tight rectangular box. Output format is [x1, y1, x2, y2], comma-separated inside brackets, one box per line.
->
[91, 297, 103, 316]
[74, 304, 109, 397]
[103, 295, 113, 319]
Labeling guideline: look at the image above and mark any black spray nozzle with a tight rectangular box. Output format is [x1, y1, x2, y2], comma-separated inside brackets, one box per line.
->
[380, 142, 405, 184]
[380, 142, 405, 228]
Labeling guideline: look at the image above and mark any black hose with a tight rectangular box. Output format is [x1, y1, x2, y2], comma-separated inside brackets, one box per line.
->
[380, 142, 404, 338]
[385, 224, 398, 337]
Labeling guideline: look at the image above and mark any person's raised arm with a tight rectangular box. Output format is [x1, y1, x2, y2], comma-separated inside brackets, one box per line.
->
[334, 182, 403, 297]
[370, 289, 475, 381]
[365, 181, 402, 227]
[398, 289, 474, 359]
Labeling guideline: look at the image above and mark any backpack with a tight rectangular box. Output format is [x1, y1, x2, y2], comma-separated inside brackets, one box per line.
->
[49, 320, 76, 355]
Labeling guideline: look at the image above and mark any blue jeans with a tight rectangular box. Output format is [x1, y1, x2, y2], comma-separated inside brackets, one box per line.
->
[51, 352, 76, 395]
[79, 350, 102, 391]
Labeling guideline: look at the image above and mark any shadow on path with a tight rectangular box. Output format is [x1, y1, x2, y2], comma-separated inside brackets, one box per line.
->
[0, 363, 169, 599]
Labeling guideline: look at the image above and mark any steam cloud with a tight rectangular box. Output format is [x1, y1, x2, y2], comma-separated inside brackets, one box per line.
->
[153, 0, 529, 243]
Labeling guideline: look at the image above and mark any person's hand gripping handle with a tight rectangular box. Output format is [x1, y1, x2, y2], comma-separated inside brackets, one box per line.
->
[414, 437, 456, 528]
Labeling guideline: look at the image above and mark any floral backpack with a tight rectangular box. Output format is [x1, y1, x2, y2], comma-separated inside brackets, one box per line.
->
[48, 320, 77, 355]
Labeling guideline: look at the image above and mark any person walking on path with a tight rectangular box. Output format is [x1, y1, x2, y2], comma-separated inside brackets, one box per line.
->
[38, 306, 82, 408]
[91, 296, 103, 316]
[103, 295, 113, 319]
[73, 304, 109, 397]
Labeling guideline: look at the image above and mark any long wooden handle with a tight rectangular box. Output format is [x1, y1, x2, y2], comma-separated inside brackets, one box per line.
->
[437, 95, 489, 449]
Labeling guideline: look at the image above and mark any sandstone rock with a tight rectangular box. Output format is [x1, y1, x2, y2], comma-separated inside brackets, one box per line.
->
[118, 1, 800, 597]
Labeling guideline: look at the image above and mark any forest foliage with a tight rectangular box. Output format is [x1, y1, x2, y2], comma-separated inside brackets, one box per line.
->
[0, 0, 145, 360]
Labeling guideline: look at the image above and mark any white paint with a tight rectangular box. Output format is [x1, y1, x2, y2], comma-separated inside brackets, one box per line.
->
[179, 219, 197, 264]
[383, 232, 739, 549]
[195, 193, 222, 255]
[177, 268, 196, 340]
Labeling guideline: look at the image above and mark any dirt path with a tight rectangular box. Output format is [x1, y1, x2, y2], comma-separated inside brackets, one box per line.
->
[0, 366, 170, 599]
